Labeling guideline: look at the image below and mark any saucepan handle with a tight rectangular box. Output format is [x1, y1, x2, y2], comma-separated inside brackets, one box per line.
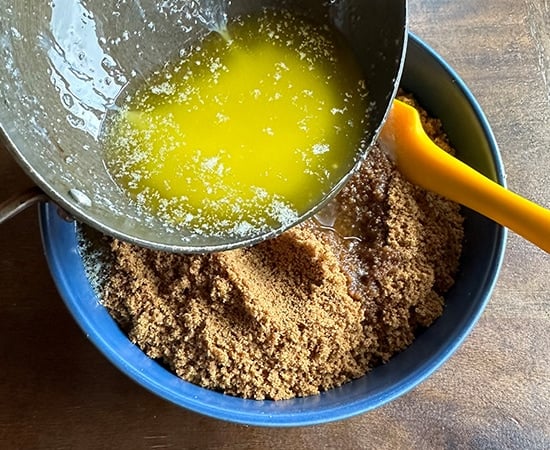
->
[0, 186, 49, 224]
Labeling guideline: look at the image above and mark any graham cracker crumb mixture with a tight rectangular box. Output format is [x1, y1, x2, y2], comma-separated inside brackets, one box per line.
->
[85, 95, 464, 400]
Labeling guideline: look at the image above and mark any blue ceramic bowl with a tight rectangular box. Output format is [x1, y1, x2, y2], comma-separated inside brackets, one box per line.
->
[39, 34, 507, 427]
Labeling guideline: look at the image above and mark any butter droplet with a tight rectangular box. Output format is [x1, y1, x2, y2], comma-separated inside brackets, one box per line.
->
[68, 189, 92, 207]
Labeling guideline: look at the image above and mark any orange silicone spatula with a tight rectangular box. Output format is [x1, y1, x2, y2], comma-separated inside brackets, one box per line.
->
[379, 99, 550, 253]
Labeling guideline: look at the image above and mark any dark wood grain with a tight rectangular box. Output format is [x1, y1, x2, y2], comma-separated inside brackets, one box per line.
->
[1, 1, 549, 448]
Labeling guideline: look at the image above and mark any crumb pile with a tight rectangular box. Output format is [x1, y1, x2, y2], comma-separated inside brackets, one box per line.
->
[88, 95, 464, 400]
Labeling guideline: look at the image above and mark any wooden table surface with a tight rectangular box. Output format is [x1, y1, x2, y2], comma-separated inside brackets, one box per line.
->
[1, 1, 549, 448]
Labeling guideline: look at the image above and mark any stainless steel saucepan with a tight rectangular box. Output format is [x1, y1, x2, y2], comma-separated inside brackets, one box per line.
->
[0, 0, 407, 252]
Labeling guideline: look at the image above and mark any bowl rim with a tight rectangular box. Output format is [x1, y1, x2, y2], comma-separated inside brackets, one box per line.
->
[38, 32, 507, 427]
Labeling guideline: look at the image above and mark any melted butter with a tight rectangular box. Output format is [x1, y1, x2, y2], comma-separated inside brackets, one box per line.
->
[104, 10, 369, 237]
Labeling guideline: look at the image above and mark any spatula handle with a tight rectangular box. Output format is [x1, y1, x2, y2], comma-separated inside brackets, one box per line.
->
[381, 100, 550, 253]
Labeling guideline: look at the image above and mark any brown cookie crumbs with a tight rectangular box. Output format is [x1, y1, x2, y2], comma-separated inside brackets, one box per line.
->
[84, 96, 464, 400]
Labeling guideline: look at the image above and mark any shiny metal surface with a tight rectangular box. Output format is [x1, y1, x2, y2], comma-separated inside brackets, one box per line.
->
[0, 0, 407, 252]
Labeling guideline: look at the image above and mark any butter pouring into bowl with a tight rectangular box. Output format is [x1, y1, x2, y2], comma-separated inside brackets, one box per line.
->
[0, 0, 408, 253]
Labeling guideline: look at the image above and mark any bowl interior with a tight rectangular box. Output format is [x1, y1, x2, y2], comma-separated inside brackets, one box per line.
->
[39, 34, 506, 427]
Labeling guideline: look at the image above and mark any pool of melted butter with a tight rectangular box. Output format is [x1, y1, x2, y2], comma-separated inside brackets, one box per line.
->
[103, 10, 369, 237]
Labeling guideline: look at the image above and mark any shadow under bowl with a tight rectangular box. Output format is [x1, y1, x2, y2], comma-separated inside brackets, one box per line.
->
[39, 33, 507, 427]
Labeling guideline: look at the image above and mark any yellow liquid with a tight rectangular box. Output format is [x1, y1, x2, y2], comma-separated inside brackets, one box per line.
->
[104, 10, 369, 237]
